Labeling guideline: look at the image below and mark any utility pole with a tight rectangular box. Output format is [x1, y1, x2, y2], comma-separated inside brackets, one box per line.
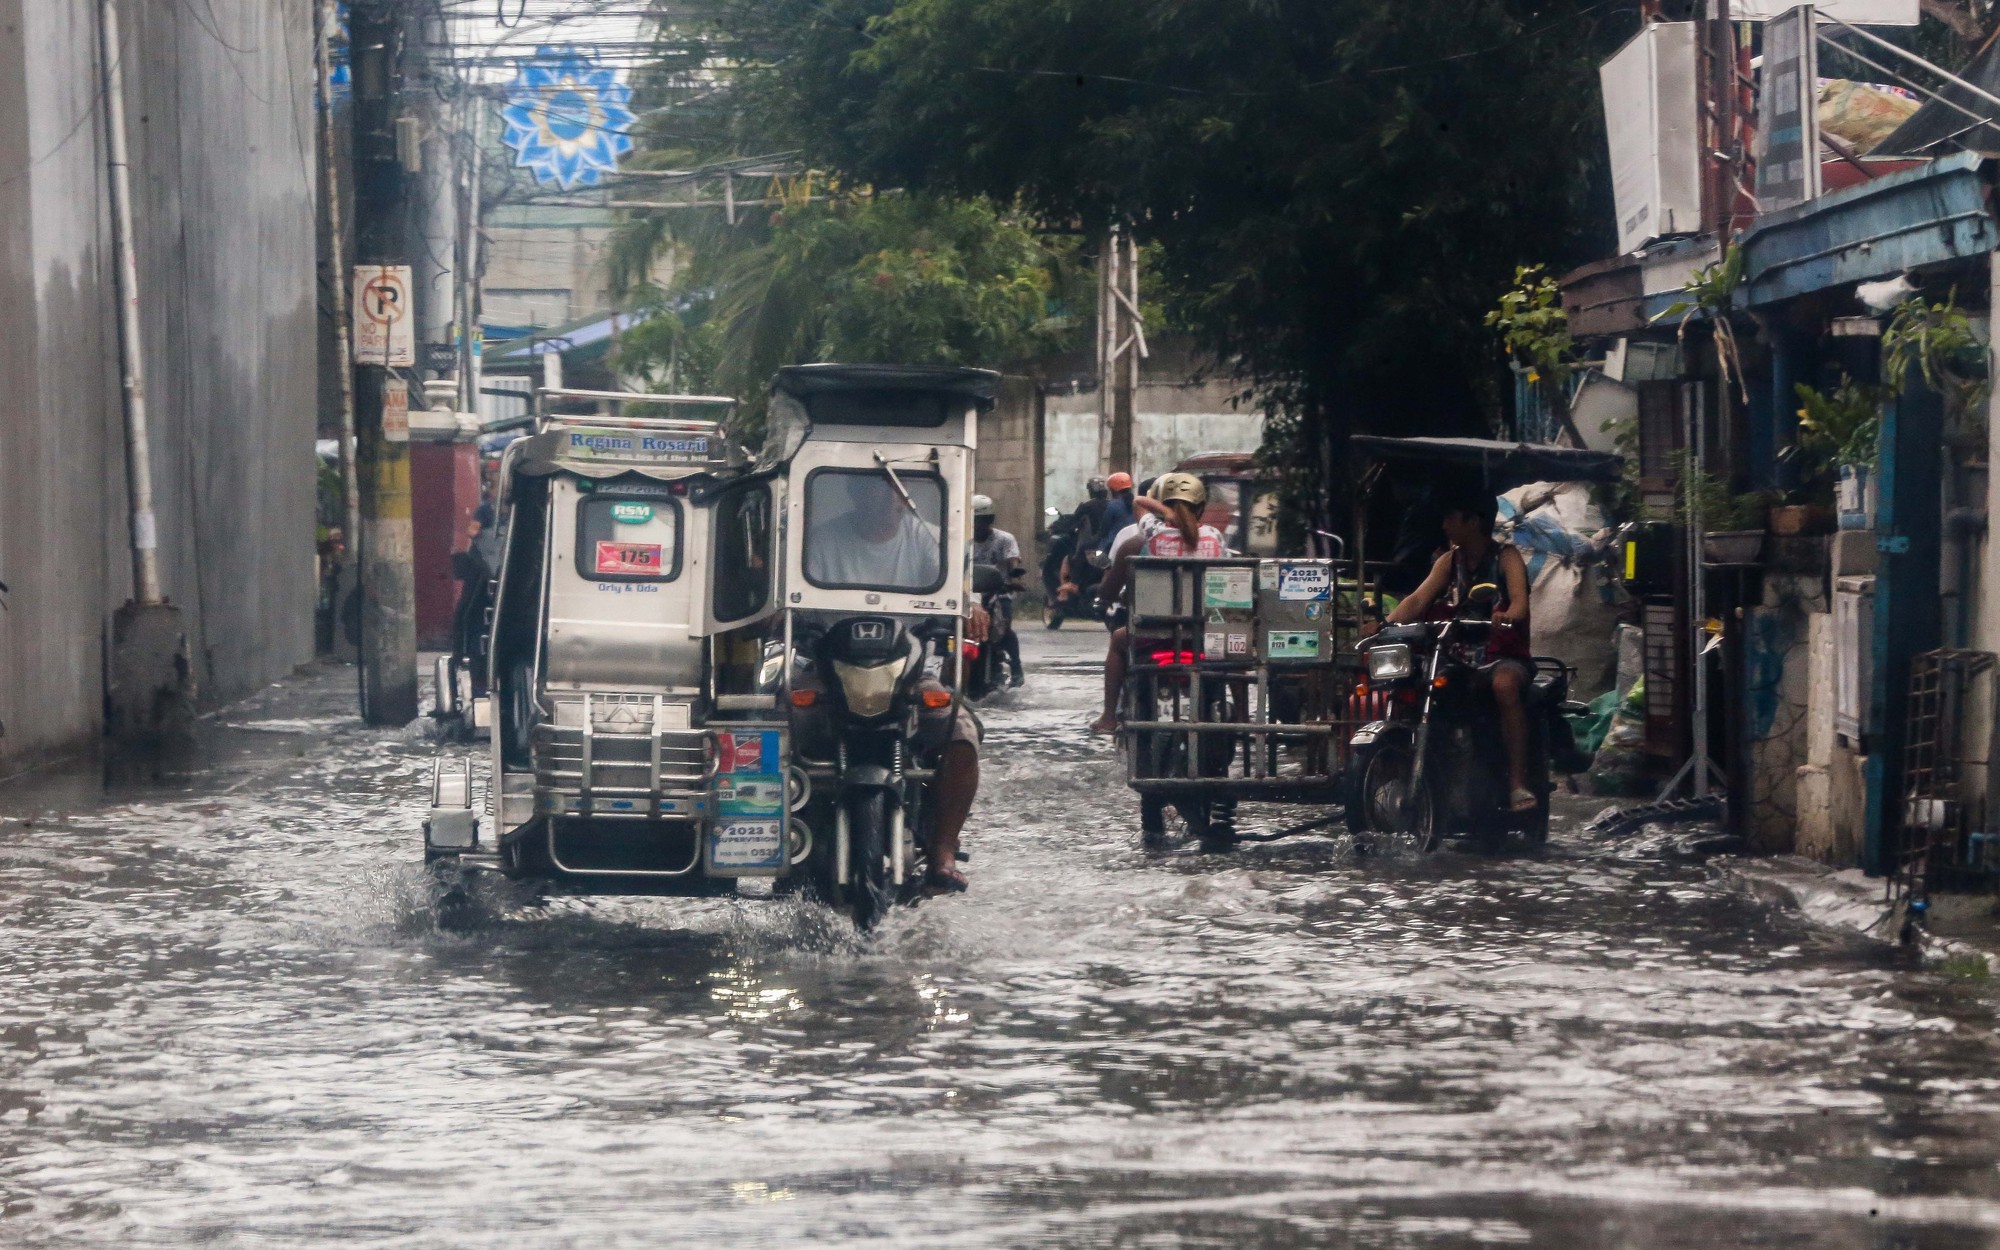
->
[100, 0, 194, 752]
[1098, 224, 1146, 474]
[457, 93, 487, 416]
[350, 0, 419, 725]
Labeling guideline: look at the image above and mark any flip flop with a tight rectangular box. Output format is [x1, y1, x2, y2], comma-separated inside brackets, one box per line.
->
[924, 866, 969, 895]
[1509, 787, 1538, 813]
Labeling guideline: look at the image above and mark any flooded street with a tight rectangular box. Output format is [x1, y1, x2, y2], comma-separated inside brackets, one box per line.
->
[4, 630, 2000, 1249]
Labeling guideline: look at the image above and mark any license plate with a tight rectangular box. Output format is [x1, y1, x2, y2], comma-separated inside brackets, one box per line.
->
[709, 819, 784, 871]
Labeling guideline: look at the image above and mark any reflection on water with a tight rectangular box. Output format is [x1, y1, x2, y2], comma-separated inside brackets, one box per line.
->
[2, 637, 2000, 1248]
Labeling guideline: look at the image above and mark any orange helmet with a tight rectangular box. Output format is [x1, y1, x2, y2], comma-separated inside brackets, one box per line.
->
[1106, 472, 1134, 492]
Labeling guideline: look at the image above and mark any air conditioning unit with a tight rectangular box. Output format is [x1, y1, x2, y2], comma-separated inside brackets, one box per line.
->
[1601, 23, 1702, 255]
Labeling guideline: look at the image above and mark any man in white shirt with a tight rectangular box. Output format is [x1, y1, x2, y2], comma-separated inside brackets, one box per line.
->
[806, 472, 943, 590]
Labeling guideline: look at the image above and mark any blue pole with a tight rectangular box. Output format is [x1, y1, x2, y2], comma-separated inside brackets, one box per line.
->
[1862, 368, 1944, 875]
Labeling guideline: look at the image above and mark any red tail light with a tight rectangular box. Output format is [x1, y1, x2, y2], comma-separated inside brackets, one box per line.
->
[1149, 650, 1199, 666]
[963, 640, 982, 659]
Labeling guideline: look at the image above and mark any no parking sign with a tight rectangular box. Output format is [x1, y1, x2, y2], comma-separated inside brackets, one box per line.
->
[352, 264, 414, 366]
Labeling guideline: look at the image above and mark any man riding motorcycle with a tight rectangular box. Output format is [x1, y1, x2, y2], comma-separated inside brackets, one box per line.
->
[969, 494, 1025, 688]
[1047, 476, 1109, 626]
[807, 472, 985, 894]
[1362, 488, 1535, 813]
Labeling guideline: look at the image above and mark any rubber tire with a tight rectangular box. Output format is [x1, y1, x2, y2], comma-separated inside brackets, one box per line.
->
[1362, 743, 1438, 853]
[429, 861, 478, 932]
[1197, 797, 1237, 854]
[846, 790, 895, 931]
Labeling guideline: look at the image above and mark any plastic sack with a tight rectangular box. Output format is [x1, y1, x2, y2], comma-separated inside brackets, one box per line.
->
[1819, 79, 1919, 155]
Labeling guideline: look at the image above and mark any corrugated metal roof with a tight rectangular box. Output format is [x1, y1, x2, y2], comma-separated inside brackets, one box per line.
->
[1737, 152, 1994, 306]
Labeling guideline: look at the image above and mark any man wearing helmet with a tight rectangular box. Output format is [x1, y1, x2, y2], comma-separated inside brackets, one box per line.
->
[1094, 471, 1138, 561]
[1088, 472, 1228, 733]
[970, 493, 1026, 688]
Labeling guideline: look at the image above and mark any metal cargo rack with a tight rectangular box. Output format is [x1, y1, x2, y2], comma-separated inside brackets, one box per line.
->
[1121, 556, 1375, 803]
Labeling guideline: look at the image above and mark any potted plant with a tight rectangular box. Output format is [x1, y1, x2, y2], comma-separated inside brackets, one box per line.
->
[1790, 377, 1882, 532]
[1675, 454, 1773, 565]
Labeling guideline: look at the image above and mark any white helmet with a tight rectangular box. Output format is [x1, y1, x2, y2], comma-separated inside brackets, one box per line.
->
[971, 493, 997, 518]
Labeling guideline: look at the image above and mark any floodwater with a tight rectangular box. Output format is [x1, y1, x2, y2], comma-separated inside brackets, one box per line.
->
[4, 631, 2000, 1249]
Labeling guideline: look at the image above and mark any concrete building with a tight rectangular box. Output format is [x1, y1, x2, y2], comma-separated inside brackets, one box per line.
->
[0, 0, 318, 771]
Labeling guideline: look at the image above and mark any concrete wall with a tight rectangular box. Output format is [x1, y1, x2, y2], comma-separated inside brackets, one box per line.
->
[0, 0, 317, 768]
[1042, 368, 1264, 517]
[973, 375, 1042, 558]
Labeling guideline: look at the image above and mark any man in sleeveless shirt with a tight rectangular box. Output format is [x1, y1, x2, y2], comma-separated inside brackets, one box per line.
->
[1363, 488, 1537, 812]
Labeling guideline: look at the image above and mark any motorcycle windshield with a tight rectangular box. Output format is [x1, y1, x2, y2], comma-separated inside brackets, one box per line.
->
[802, 468, 947, 593]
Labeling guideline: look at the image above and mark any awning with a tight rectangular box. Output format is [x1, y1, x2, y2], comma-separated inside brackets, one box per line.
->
[1738, 152, 1995, 306]
[1349, 436, 1625, 488]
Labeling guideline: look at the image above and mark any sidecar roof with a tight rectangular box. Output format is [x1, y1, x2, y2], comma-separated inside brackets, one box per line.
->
[1350, 436, 1624, 489]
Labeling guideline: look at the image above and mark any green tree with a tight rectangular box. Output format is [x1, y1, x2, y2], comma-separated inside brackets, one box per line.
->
[711, 0, 1624, 523]
[611, 188, 1083, 434]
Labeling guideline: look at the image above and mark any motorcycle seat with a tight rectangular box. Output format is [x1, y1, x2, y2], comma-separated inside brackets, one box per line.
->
[1528, 658, 1570, 705]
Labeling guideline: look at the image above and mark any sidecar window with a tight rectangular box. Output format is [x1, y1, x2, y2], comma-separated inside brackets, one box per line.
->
[802, 468, 946, 593]
[576, 494, 682, 582]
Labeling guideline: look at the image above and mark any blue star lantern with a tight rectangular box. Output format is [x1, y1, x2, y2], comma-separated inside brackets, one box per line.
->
[499, 46, 634, 190]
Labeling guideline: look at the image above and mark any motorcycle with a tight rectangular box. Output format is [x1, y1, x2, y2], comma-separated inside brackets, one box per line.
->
[962, 562, 1024, 699]
[787, 614, 965, 927]
[1344, 584, 1591, 850]
[1042, 508, 1105, 629]
[771, 362, 995, 928]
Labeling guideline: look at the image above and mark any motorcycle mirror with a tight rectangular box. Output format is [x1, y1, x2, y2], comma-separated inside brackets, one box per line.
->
[971, 563, 1007, 595]
[1467, 582, 1499, 606]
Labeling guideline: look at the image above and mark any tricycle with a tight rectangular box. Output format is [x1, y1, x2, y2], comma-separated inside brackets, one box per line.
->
[423, 386, 800, 908]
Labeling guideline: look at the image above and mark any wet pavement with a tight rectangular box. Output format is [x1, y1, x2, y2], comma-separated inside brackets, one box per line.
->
[4, 630, 2000, 1248]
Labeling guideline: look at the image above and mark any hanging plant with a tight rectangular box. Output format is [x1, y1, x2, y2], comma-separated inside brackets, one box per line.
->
[1654, 243, 1749, 405]
[1882, 290, 1988, 446]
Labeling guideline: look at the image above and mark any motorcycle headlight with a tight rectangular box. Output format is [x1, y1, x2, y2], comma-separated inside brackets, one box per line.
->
[832, 656, 910, 719]
[1366, 643, 1413, 683]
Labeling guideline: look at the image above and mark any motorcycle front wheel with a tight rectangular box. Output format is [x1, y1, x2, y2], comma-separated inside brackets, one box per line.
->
[845, 790, 896, 930]
[1361, 742, 1438, 852]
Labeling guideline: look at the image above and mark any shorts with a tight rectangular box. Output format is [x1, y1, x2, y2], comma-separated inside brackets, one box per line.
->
[1474, 656, 1532, 696]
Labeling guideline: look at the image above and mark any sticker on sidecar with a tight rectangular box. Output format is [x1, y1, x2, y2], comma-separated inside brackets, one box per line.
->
[1275, 563, 1332, 601]
[716, 730, 777, 774]
[710, 819, 784, 870]
[1267, 630, 1321, 659]
[595, 541, 663, 575]
[1203, 567, 1253, 610]
[717, 774, 785, 817]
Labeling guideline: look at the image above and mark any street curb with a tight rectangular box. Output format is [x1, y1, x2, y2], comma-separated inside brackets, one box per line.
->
[1716, 857, 2000, 973]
